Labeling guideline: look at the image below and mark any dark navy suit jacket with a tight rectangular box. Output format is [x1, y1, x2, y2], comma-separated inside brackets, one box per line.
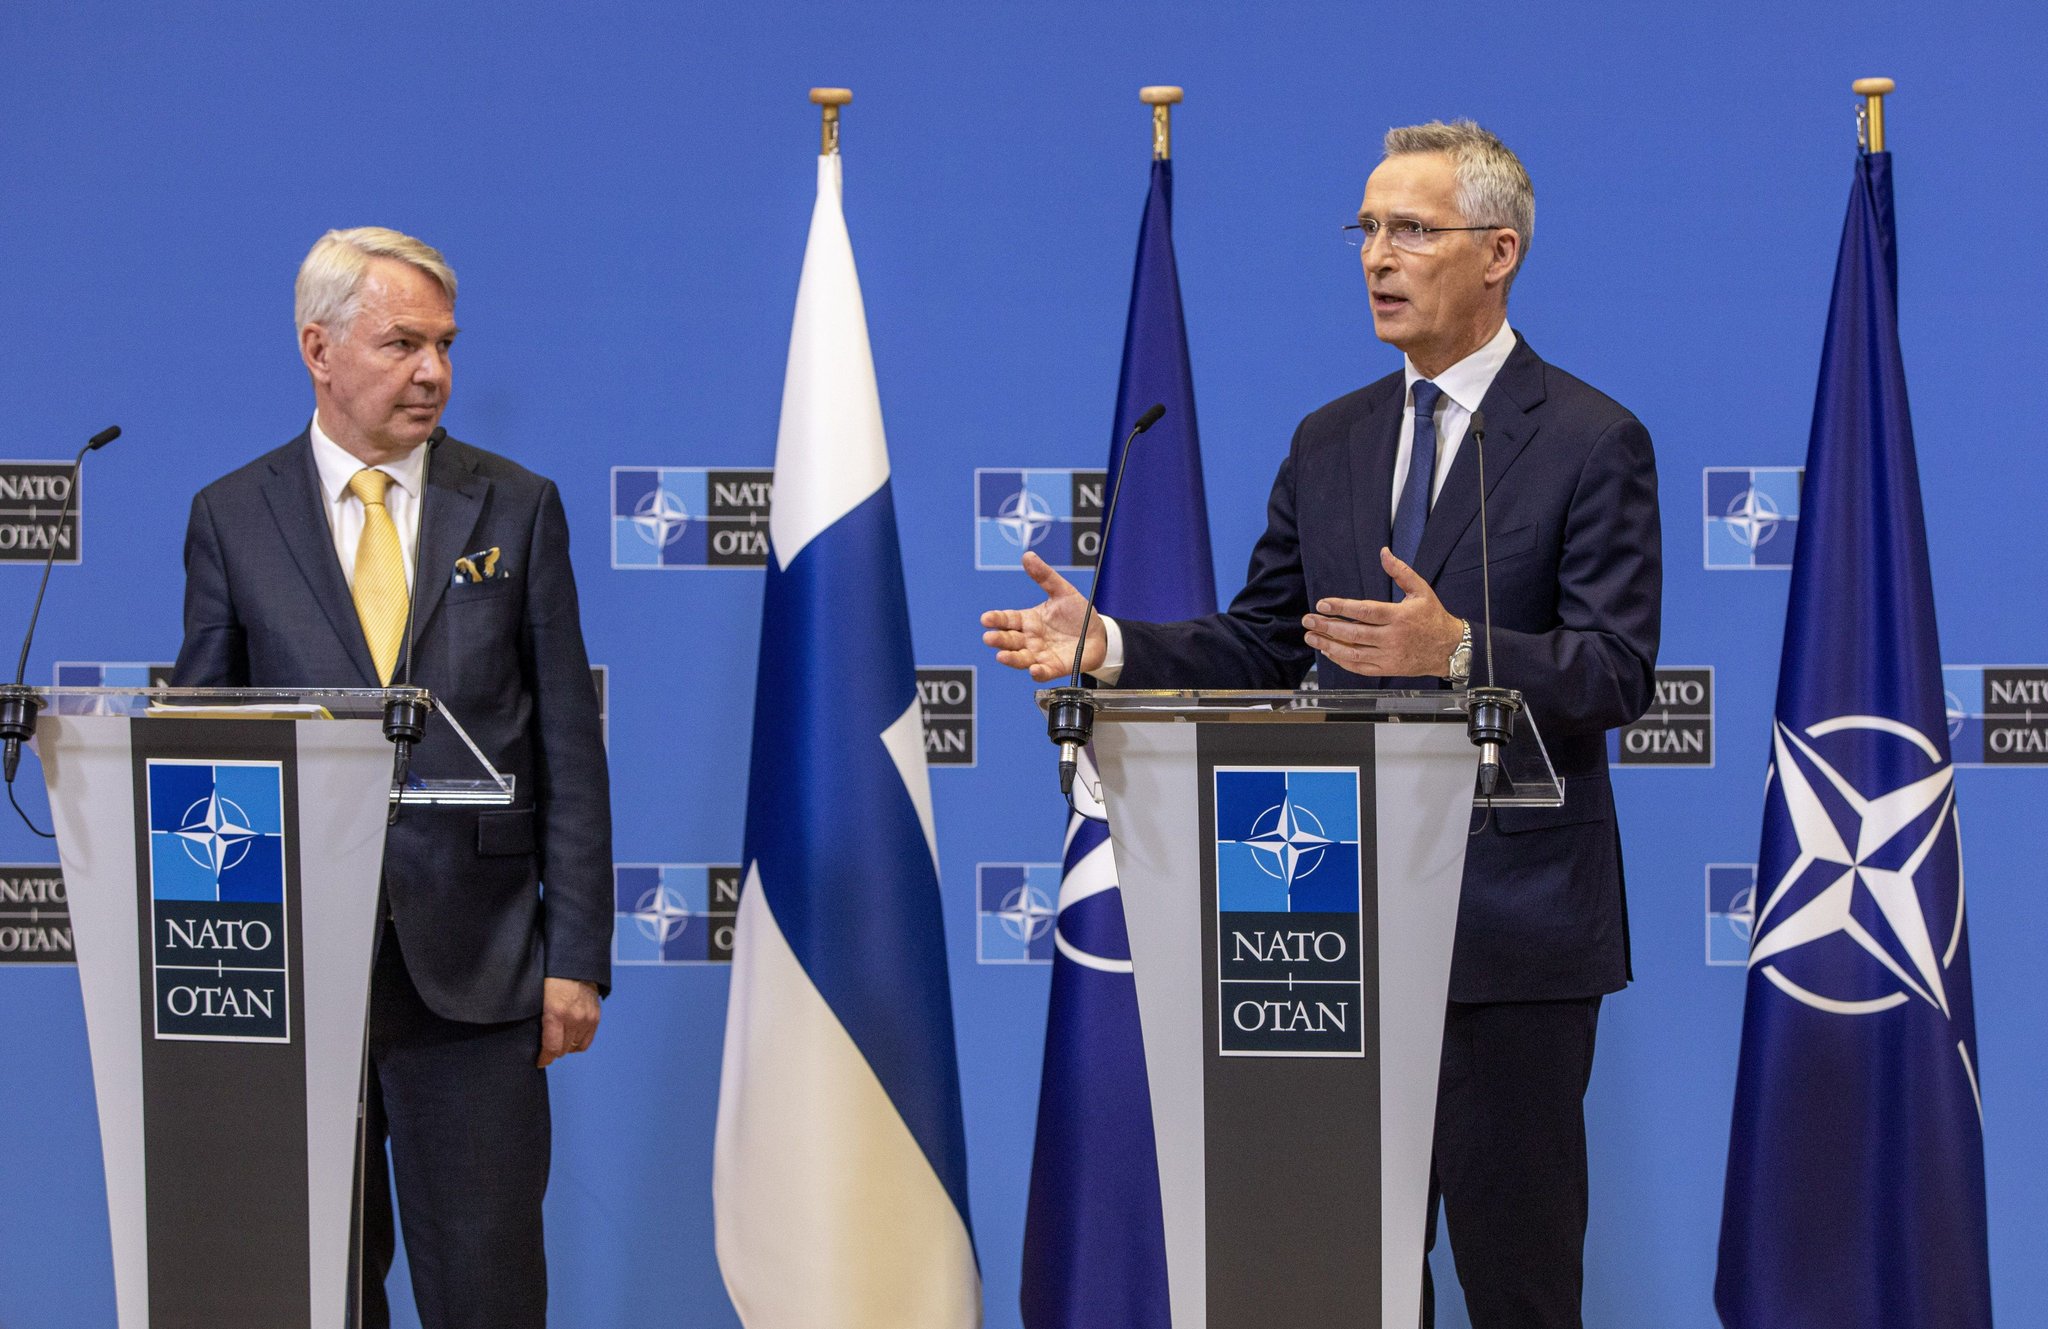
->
[172, 432, 613, 1024]
[1119, 334, 1661, 1003]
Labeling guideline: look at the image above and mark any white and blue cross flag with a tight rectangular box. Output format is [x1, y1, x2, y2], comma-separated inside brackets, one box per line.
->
[1714, 149, 1993, 1326]
[713, 150, 981, 1328]
[1020, 155, 1215, 1329]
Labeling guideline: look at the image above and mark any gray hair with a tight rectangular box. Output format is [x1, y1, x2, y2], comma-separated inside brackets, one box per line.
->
[294, 227, 458, 335]
[1382, 119, 1534, 289]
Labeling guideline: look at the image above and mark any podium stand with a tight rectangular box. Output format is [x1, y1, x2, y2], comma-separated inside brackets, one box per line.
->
[31, 686, 510, 1329]
[1064, 689, 1559, 1329]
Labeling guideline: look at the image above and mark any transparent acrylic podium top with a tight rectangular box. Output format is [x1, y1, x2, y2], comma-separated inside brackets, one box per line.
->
[32, 687, 514, 806]
[1036, 688, 1564, 807]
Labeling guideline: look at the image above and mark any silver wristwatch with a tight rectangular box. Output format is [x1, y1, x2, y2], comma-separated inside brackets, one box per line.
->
[1447, 619, 1474, 685]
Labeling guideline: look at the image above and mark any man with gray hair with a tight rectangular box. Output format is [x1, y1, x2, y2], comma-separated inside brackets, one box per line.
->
[981, 121, 1660, 1325]
[174, 227, 613, 1327]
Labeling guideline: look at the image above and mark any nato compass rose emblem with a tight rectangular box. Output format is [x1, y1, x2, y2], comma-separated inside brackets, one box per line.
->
[995, 882, 1056, 946]
[175, 792, 260, 877]
[1749, 714, 1966, 1029]
[1723, 486, 1784, 552]
[631, 485, 691, 550]
[631, 882, 692, 948]
[1242, 796, 1333, 893]
[995, 488, 1055, 550]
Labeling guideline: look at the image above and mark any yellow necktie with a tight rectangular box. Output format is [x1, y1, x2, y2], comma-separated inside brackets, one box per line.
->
[347, 468, 410, 684]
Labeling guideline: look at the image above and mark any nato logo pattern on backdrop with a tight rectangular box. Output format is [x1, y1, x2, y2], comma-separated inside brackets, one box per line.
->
[52, 661, 174, 714]
[1612, 666, 1714, 765]
[1212, 767, 1365, 1056]
[1944, 665, 2048, 765]
[612, 863, 741, 964]
[1703, 467, 1802, 569]
[1706, 863, 1757, 967]
[0, 864, 69, 965]
[145, 760, 289, 1042]
[974, 468, 1105, 570]
[976, 863, 1058, 964]
[916, 666, 976, 767]
[0, 462, 82, 563]
[611, 467, 773, 569]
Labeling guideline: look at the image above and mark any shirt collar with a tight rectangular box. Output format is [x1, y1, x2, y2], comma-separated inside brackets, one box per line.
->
[308, 414, 430, 503]
[1403, 319, 1518, 414]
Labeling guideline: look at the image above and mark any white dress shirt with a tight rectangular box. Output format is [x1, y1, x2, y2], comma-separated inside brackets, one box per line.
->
[1390, 318, 1517, 520]
[308, 415, 427, 591]
[1092, 320, 1517, 683]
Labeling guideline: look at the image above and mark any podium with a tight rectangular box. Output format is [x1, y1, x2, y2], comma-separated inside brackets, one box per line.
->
[31, 686, 511, 1329]
[1060, 689, 1560, 1329]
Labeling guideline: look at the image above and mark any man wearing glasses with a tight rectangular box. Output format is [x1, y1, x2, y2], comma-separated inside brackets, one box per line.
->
[981, 120, 1660, 1326]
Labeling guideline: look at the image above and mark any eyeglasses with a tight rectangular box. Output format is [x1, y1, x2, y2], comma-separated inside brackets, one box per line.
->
[1344, 219, 1504, 251]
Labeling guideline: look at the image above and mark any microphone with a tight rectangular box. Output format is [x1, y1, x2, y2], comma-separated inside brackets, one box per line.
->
[1046, 402, 1165, 800]
[382, 425, 442, 822]
[1460, 408, 1522, 799]
[387, 425, 448, 819]
[0, 426, 120, 789]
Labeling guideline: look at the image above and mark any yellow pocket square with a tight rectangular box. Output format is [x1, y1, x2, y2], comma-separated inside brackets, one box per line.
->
[452, 547, 505, 584]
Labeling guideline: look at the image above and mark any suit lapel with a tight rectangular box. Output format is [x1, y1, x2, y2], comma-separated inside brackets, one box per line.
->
[1410, 334, 1548, 585]
[406, 441, 489, 660]
[261, 435, 381, 686]
[1343, 379, 1403, 600]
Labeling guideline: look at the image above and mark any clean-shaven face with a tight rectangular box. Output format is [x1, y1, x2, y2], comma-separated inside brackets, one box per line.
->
[1358, 152, 1505, 375]
[310, 257, 457, 457]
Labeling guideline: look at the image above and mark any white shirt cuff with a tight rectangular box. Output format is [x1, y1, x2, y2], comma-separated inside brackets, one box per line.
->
[1092, 615, 1125, 685]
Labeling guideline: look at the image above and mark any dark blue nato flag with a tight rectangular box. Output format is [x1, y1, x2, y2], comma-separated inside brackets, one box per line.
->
[1715, 149, 1992, 1327]
[1020, 155, 1214, 1329]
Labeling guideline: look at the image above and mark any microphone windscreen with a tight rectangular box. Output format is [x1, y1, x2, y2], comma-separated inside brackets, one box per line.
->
[87, 426, 120, 449]
[427, 425, 448, 446]
[1469, 409, 1487, 440]
[1133, 403, 1167, 433]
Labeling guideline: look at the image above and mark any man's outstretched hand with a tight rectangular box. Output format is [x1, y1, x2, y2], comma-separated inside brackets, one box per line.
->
[1300, 547, 1465, 678]
[979, 551, 1108, 681]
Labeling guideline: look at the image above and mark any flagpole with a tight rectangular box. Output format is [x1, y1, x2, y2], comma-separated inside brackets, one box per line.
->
[810, 86, 851, 156]
[1853, 76, 1894, 152]
[1140, 85, 1181, 160]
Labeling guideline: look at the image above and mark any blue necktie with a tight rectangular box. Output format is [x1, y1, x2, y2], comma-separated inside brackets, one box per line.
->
[1390, 378, 1443, 569]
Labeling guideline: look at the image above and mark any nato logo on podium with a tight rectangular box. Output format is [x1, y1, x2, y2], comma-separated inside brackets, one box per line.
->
[145, 760, 290, 1043]
[1213, 767, 1365, 1057]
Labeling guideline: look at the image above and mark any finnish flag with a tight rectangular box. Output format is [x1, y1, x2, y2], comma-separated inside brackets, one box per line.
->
[713, 149, 980, 1328]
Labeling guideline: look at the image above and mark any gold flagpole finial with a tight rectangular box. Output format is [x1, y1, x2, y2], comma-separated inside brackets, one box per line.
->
[1853, 77, 1895, 153]
[1140, 86, 1183, 160]
[810, 87, 852, 155]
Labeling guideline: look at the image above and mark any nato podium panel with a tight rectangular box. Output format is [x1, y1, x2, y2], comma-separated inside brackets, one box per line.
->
[1079, 690, 1554, 1329]
[36, 691, 398, 1329]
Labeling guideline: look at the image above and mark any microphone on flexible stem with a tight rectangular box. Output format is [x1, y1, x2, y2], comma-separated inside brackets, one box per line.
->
[1460, 408, 1522, 800]
[1047, 401, 1165, 800]
[0, 425, 120, 791]
[381, 426, 442, 824]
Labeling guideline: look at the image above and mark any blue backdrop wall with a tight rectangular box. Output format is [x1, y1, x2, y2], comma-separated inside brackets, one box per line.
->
[4, 3, 2046, 1325]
